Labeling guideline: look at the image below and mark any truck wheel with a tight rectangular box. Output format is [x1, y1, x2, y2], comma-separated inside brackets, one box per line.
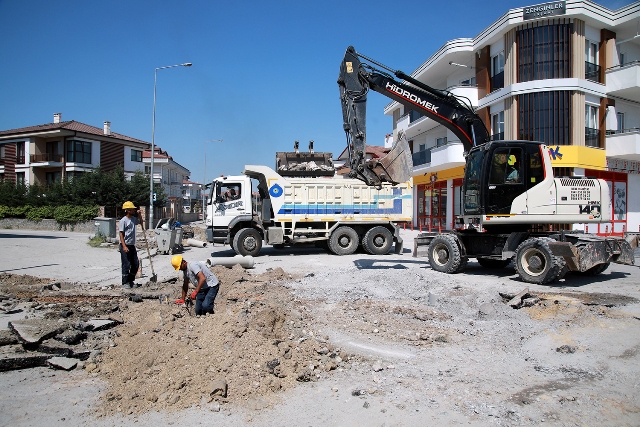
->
[233, 228, 262, 257]
[575, 262, 610, 276]
[362, 226, 393, 255]
[329, 226, 359, 255]
[514, 238, 564, 284]
[427, 234, 467, 273]
[477, 257, 511, 269]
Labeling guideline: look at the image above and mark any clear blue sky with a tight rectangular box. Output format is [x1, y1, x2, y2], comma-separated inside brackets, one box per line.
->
[0, 0, 629, 184]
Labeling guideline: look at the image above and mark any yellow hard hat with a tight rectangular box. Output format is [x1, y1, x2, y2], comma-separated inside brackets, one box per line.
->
[508, 155, 516, 166]
[171, 255, 183, 271]
[122, 201, 136, 210]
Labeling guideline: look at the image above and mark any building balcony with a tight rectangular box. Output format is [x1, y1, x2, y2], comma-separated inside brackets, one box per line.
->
[30, 153, 63, 167]
[585, 61, 602, 83]
[412, 150, 431, 167]
[411, 142, 465, 175]
[606, 128, 640, 161]
[585, 127, 600, 148]
[16, 156, 25, 164]
[606, 61, 640, 102]
[490, 71, 504, 92]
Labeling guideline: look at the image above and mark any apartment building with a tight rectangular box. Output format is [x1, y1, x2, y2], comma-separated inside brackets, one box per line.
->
[142, 147, 191, 201]
[383, 0, 640, 236]
[0, 113, 149, 185]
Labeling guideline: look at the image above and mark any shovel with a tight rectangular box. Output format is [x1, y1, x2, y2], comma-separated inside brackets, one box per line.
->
[140, 217, 157, 282]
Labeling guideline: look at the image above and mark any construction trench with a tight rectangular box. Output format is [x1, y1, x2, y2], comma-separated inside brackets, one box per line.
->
[1, 227, 639, 426]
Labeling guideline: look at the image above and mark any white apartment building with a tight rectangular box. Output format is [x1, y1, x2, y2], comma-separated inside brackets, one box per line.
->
[383, 0, 640, 236]
[143, 147, 191, 201]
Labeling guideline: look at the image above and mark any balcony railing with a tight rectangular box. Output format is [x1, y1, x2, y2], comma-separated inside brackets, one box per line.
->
[30, 153, 63, 163]
[412, 150, 431, 167]
[490, 71, 504, 92]
[585, 127, 600, 147]
[606, 127, 640, 136]
[16, 156, 25, 164]
[585, 61, 601, 83]
[491, 132, 504, 141]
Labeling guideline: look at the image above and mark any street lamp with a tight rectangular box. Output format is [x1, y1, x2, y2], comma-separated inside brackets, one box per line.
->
[149, 62, 192, 229]
[203, 139, 223, 221]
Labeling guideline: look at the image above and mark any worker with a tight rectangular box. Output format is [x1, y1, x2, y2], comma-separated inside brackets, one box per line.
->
[171, 255, 219, 315]
[505, 155, 520, 183]
[119, 201, 142, 289]
[489, 152, 508, 184]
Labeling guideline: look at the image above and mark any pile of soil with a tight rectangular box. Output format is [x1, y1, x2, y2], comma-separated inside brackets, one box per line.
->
[94, 265, 358, 415]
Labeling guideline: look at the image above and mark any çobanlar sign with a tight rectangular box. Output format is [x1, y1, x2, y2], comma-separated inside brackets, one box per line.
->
[523, 1, 566, 20]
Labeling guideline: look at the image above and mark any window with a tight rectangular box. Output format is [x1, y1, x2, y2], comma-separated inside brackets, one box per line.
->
[491, 111, 504, 140]
[145, 165, 151, 174]
[0, 145, 5, 159]
[67, 140, 92, 164]
[16, 141, 25, 164]
[518, 23, 572, 82]
[617, 112, 625, 132]
[585, 40, 598, 64]
[46, 171, 61, 185]
[16, 172, 25, 185]
[436, 137, 447, 147]
[460, 76, 476, 86]
[492, 52, 504, 76]
[489, 148, 522, 185]
[131, 149, 142, 162]
[518, 91, 571, 145]
[619, 51, 625, 66]
[418, 143, 426, 152]
[585, 104, 599, 147]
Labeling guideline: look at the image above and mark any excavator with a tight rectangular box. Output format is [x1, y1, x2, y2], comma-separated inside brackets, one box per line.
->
[338, 46, 636, 284]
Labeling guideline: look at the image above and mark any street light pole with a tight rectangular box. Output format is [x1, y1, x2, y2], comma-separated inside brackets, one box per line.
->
[149, 62, 192, 230]
[203, 139, 223, 222]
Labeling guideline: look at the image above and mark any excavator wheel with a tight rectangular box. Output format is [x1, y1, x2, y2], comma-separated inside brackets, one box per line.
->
[233, 228, 262, 257]
[362, 226, 393, 255]
[476, 257, 511, 269]
[514, 237, 566, 284]
[328, 226, 359, 256]
[427, 234, 467, 274]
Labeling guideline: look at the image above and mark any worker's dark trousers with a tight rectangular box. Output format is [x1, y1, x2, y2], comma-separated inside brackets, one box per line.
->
[120, 245, 139, 285]
[195, 285, 218, 315]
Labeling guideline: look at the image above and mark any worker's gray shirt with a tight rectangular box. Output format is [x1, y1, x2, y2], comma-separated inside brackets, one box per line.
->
[119, 216, 138, 245]
[184, 261, 219, 290]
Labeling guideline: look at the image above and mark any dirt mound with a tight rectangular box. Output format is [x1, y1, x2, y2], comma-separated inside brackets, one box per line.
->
[0, 273, 59, 298]
[95, 265, 357, 415]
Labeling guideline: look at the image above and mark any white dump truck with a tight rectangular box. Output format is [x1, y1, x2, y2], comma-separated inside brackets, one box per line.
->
[204, 157, 412, 257]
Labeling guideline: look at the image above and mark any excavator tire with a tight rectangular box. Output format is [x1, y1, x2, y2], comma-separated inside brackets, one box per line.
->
[362, 226, 393, 255]
[574, 262, 610, 276]
[328, 226, 359, 256]
[427, 234, 467, 274]
[477, 257, 511, 269]
[233, 228, 262, 257]
[514, 237, 565, 284]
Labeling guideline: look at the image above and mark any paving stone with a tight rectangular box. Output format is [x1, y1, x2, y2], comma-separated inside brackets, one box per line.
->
[47, 356, 78, 371]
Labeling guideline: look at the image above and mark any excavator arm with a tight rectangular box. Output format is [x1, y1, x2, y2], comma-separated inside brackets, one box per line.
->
[338, 46, 489, 186]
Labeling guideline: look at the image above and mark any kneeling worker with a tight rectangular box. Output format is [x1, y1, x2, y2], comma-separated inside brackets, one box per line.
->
[171, 255, 219, 315]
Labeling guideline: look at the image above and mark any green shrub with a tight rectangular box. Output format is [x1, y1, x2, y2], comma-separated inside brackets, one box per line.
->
[25, 205, 56, 221]
[54, 205, 100, 224]
[10, 205, 31, 218]
[0, 205, 10, 219]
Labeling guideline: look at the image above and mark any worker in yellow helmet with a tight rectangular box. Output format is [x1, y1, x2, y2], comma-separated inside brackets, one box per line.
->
[119, 201, 143, 289]
[171, 255, 219, 315]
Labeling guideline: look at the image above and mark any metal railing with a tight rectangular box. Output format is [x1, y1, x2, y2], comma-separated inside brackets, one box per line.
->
[585, 61, 601, 83]
[585, 127, 600, 147]
[490, 71, 504, 92]
[606, 127, 640, 135]
[30, 153, 63, 163]
[16, 156, 25, 164]
[412, 150, 431, 166]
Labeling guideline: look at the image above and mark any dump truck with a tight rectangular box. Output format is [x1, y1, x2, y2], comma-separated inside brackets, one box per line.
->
[204, 143, 412, 256]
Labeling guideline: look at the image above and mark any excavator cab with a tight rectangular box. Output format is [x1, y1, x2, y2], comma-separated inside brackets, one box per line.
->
[463, 141, 547, 218]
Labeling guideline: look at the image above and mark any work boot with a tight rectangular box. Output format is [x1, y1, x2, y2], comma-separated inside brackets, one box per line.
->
[122, 283, 133, 289]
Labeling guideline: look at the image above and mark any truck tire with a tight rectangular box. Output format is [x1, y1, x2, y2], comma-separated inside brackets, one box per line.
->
[233, 228, 262, 257]
[575, 262, 610, 276]
[514, 237, 565, 284]
[328, 226, 359, 255]
[362, 226, 393, 255]
[427, 234, 467, 273]
[477, 257, 511, 269]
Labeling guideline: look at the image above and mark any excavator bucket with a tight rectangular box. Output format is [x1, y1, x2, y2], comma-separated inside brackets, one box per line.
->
[367, 133, 412, 184]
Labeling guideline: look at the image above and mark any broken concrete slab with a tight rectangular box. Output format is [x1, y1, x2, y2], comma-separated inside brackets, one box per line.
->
[54, 329, 87, 345]
[8, 320, 66, 345]
[0, 346, 50, 371]
[507, 288, 529, 308]
[0, 329, 19, 346]
[37, 339, 71, 357]
[47, 356, 77, 371]
[85, 319, 117, 331]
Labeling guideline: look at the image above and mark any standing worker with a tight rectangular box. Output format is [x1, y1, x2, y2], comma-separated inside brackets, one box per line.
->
[119, 201, 142, 289]
[172, 255, 219, 315]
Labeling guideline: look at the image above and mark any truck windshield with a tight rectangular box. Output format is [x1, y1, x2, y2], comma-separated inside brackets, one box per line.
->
[463, 149, 484, 214]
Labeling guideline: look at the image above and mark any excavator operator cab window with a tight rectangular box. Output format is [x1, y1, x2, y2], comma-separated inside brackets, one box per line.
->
[489, 148, 522, 185]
